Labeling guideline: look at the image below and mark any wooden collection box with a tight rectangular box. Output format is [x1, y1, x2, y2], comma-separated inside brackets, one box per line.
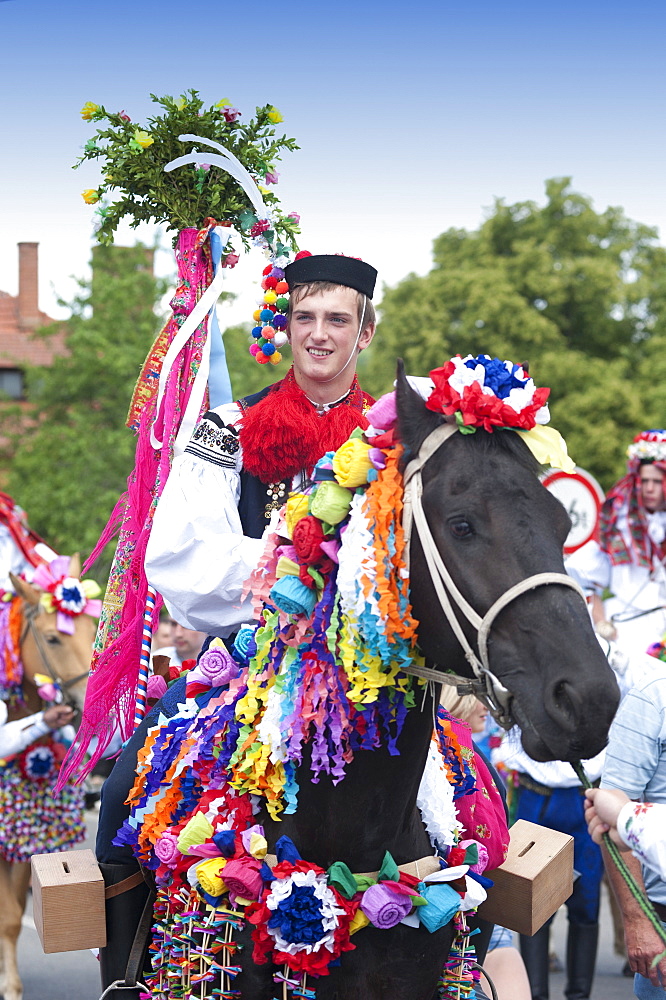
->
[31, 848, 106, 953]
[476, 819, 574, 936]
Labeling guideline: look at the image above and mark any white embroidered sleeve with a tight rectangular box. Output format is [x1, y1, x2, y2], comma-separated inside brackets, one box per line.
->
[0, 702, 50, 758]
[618, 801, 666, 880]
[145, 402, 265, 636]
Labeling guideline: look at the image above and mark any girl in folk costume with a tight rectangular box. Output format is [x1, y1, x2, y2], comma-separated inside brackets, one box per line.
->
[566, 429, 666, 665]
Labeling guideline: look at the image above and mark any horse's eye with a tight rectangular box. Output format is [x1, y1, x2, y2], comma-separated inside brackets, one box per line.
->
[449, 518, 473, 539]
[45, 634, 62, 646]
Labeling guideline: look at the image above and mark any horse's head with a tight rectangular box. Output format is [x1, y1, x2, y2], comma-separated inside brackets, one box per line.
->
[395, 365, 620, 763]
[9, 561, 95, 714]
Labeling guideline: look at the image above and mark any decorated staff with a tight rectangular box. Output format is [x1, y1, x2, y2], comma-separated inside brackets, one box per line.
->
[60, 92, 302, 783]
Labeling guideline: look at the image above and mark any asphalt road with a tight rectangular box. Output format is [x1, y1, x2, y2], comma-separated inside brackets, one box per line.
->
[18, 809, 639, 1000]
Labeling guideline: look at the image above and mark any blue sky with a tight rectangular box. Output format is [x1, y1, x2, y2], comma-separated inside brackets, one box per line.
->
[1, 0, 664, 325]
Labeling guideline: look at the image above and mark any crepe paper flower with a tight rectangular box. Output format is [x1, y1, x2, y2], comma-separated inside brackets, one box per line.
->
[241, 825, 268, 859]
[276, 556, 300, 578]
[292, 516, 327, 566]
[265, 170, 280, 184]
[309, 480, 352, 525]
[118, 110, 131, 122]
[332, 438, 373, 488]
[196, 857, 228, 896]
[232, 624, 257, 664]
[177, 811, 214, 853]
[33, 557, 102, 634]
[223, 106, 241, 123]
[287, 212, 301, 224]
[146, 673, 168, 702]
[366, 392, 398, 433]
[155, 830, 181, 868]
[133, 129, 154, 149]
[519, 424, 575, 473]
[33, 672, 59, 702]
[426, 355, 550, 433]
[249, 861, 355, 976]
[175, 96, 187, 110]
[368, 447, 387, 471]
[82, 189, 100, 204]
[416, 882, 462, 932]
[459, 838, 488, 873]
[327, 861, 358, 900]
[269, 576, 317, 618]
[20, 744, 57, 781]
[360, 882, 413, 928]
[197, 638, 241, 686]
[267, 106, 284, 123]
[285, 493, 310, 536]
[81, 101, 99, 120]
[222, 855, 264, 903]
[223, 252, 240, 268]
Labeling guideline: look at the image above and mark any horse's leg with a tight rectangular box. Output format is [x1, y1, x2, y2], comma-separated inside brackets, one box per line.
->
[0, 858, 26, 1000]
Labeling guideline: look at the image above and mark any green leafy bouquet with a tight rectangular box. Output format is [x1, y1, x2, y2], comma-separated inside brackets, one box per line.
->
[76, 90, 301, 255]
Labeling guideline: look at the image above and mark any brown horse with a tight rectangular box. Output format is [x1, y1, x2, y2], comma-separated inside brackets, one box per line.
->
[0, 558, 95, 1000]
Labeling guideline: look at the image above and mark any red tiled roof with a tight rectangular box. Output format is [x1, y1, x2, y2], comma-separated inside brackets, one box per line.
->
[0, 292, 66, 369]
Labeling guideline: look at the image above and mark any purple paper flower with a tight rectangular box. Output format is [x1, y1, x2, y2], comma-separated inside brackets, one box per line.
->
[223, 107, 241, 122]
[198, 646, 240, 686]
[155, 831, 181, 868]
[265, 170, 279, 184]
[287, 212, 300, 224]
[360, 882, 413, 928]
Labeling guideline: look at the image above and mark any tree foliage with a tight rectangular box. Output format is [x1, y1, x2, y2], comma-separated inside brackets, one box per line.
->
[2, 245, 166, 577]
[360, 178, 666, 487]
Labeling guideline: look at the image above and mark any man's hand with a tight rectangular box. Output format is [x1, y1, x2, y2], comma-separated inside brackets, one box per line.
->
[43, 705, 75, 729]
[584, 787, 630, 848]
[625, 919, 666, 986]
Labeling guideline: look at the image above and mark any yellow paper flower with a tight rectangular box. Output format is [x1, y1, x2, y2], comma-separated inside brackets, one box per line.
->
[133, 130, 154, 149]
[519, 425, 575, 473]
[267, 106, 283, 124]
[82, 579, 102, 599]
[177, 811, 214, 853]
[349, 909, 370, 935]
[276, 556, 300, 578]
[332, 438, 373, 488]
[310, 480, 353, 525]
[175, 97, 187, 110]
[248, 831, 268, 859]
[257, 185, 271, 196]
[81, 189, 100, 205]
[81, 102, 99, 121]
[215, 99, 232, 108]
[196, 858, 227, 896]
[39, 593, 56, 613]
[285, 493, 310, 537]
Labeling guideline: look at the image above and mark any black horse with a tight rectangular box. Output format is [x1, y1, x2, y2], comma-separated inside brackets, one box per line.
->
[97, 366, 620, 1000]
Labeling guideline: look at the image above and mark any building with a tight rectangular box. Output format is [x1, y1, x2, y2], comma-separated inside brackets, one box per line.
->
[0, 243, 66, 399]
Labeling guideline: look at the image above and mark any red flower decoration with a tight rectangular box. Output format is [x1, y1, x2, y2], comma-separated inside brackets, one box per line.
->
[427, 360, 550, 432]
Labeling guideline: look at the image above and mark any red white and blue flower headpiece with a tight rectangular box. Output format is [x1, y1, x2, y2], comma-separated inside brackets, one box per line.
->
[626, 429, 666, 473]
[410, 354, 574, 472]
[33, 556, 102, 635]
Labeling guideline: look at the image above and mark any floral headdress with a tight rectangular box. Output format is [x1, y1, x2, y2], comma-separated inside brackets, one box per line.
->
[420, 354, 574, 471]
[601, 429, 666, 567]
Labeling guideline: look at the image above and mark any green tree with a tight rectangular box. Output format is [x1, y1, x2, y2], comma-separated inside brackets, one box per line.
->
[360, 178, 666, 487]
[2, 244, 166, 576]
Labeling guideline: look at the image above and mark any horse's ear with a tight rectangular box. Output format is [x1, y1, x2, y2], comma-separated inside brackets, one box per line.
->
[395, 358, 443, 457]
[68, 553, 81, 578]
[9, 573, 41, 607]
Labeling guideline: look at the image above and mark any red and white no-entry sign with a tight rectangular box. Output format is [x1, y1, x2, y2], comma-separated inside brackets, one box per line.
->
[541, 467, 605, 555]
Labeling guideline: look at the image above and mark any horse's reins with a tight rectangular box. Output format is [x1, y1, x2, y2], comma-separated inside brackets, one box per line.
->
[20, 602, 89, 710]
[400, 423, 586, 728]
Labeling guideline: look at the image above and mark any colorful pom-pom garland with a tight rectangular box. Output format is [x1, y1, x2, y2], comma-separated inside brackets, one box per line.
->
[249, 250, 313, 365]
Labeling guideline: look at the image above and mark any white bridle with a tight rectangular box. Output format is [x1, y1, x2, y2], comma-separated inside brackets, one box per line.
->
[400, 423, 586, 727]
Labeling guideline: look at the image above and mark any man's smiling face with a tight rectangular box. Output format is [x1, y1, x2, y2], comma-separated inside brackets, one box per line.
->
[287, 285, 375, 397]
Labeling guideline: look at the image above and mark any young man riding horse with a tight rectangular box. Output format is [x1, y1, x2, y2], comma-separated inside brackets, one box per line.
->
[96, 253, 380, 995]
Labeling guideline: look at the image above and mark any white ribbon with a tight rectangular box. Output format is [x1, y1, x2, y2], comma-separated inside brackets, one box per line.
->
[150, 134, 271, 453]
